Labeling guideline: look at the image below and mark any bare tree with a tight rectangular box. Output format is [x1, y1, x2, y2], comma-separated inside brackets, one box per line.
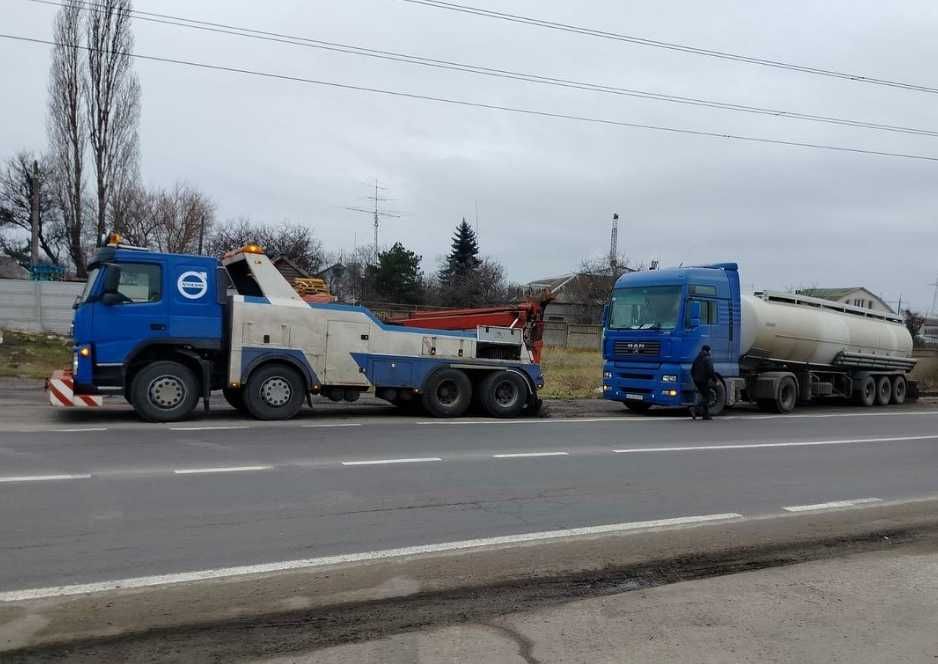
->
[85, 0, 140, 246]
[208, 219, 324, 273]
[47, 0, 87, 275]
[0, 151, 64, 264]
[149, 183, 214, 254]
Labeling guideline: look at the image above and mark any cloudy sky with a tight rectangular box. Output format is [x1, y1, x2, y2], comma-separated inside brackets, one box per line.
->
[3, 0, 937, 310]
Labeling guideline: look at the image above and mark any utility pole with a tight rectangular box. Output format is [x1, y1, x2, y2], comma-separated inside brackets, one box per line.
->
[609, 212, 619, 273]
[345, 179, 400, 265]
[30, 160, 40, 268]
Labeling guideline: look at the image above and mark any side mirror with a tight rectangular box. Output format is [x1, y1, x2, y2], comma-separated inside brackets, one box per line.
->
[689, 301, 701, 329]
[601, 304, 609, 327]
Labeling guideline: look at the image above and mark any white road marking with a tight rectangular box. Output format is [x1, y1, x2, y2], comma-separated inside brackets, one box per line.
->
[613, 434, 938, 454]
[301, 423, 363, 429]
[493, 452, 570, 458]
[0, 512, 742, 602]
[0, 474, 92, 483]
[417, 417, 658, 425]
[726, 410, 938, 421]
[173, 465, 272, 475]
[50, 427, 109, 433]
[169, 425, 250, 431]
[341, 457, 442, 466]
[783, 497, 882, 512]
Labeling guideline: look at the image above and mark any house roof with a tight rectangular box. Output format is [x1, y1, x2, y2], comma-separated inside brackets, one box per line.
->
[796, 287, 863, 300]
[271, 255, 310, 279]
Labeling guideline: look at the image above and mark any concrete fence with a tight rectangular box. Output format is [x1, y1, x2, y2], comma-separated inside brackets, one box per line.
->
[544, 322, 603, 350]
[0, 279, 85, 335]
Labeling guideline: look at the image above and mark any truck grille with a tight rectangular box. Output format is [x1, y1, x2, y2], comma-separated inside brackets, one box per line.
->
[613, 340, 661, 357]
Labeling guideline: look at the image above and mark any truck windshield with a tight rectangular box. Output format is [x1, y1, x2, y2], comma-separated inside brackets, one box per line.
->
[78, 267, 100, 304]
[608, 285, 682, 330]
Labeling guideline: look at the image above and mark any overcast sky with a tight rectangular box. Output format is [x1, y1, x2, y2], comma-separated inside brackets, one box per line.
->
[2, 0, 937, 310]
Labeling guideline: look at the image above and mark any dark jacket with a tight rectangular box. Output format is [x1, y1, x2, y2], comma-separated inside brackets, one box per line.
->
[691, 350, 715, 386]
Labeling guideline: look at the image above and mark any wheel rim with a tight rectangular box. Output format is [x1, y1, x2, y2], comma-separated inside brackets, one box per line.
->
[261, 376, 292, 407]
[879, 380, 891, 401]
[436, 379, 460, 406]
[493, 379, 519, 408]
[148, 375, 186, 410]
[864, 381, 875, 400]
[895, 379, 906, 400]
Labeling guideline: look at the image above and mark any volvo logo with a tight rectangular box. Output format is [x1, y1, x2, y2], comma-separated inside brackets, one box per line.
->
[177, 271, 208, 299]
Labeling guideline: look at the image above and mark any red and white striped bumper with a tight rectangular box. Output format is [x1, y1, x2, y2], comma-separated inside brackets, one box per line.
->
[47, 370, 103, 408]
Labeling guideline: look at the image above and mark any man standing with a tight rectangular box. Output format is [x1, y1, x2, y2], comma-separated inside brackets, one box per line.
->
[691, 344, 715, 421]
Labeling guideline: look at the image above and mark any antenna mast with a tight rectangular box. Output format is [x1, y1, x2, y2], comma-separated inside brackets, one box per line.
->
[345, 178, 401, 264]
[609, 213, 619, 272]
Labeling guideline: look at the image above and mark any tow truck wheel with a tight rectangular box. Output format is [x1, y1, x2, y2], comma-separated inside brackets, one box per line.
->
[222, 387, 249, 414]
[244, 364, 305, 420]
[422, 368, 472, 418]
[131, 361, 200, 422]
[480, 371, 528, 419]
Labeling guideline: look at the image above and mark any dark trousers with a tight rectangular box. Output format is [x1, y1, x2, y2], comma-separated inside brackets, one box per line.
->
[693, 380, 711, 418]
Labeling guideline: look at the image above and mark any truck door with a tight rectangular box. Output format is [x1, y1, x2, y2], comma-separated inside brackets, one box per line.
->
[167, 257, 223, 341]
[324, 320, 371, 386]
[91, 261, 168, 365]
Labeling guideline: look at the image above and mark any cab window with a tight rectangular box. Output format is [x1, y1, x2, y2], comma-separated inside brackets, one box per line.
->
[685, 298, 717, 327]
[114, 263, 162, 303]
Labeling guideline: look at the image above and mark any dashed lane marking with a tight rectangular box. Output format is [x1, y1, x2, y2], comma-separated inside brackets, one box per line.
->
[173, 465, 273, 475]
[0, 474, 92, 483]
[341, 457, 442, 466]
[783, 497, 882, 512]
[613, 434, 938, 454]
[492, 452, 570, 458]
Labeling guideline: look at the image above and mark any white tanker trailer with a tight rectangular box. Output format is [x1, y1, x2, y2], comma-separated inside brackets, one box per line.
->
[602, 263, 917, 414]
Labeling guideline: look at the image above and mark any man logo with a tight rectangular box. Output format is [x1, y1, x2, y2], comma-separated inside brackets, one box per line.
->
[177, 271, 208, 300]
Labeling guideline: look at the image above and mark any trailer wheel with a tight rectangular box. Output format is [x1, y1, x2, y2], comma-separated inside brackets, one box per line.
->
[855, 375, 876, 407]
[891, 375, 907, 404]
[222, 387, 249, 414]
[244, 363, 306, 420]
[875, 376, 892, 406]
[707, 380, 727, 417]
[422, 368, 472, 418]
[480, 371, 528, 418]
[130, 361, 200, 422]
[773, 376, 797, 413]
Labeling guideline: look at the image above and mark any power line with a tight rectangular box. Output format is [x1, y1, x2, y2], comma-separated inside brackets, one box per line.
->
[404, 0, 938, 96]
[4, 32, 938, 163]
[24, 0, 938, 138]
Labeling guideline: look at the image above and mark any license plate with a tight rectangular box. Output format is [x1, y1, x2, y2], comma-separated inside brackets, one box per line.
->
[625, 393, 644, 401]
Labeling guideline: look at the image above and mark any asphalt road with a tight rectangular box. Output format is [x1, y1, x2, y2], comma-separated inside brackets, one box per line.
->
[2, 393, 938, 595]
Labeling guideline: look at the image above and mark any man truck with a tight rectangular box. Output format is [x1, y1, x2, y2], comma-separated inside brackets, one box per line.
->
[55, 236, 543, 422]
[602, 263, 916, 415]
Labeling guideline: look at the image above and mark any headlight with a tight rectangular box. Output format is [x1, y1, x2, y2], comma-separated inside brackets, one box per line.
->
[662, 389, 679, 397]
[662, 374, 678, 383]
[603, 371, 613, 380]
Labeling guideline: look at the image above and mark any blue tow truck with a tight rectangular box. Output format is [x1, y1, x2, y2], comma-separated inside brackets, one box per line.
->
[55, 235, 544, 422]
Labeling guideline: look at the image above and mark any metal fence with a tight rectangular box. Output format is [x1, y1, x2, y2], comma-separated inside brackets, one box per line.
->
[0, 279, 84, 335]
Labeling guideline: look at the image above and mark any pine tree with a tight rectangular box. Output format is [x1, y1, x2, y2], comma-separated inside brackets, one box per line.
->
[369, 242, 423, 304]
[440, 218, 480, 285]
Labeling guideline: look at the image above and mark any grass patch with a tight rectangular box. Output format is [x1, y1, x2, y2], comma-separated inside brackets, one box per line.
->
[539, 346, 603, 399]
[0, 329, 72, 380]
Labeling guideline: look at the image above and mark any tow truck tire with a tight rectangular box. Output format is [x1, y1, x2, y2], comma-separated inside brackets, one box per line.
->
[875, 375, 892, 406]
[222, 387, 249, 414]
[480, 371, 529, 419]
[244, 363, 306, 420]
[891, 375, 907, 405]
[422, 368, 472, 418]
[131, 361, 200, 423]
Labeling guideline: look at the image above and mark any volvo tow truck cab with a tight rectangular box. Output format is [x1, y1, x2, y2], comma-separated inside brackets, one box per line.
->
[68, 237, 544, 422]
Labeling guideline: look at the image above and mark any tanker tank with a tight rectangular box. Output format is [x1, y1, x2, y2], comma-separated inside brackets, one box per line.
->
[739, 292, 912, 366]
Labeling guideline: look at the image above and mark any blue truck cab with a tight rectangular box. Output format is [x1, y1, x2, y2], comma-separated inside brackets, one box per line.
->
[72, 243, 224, 397]
[601, 263, 741, 412]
